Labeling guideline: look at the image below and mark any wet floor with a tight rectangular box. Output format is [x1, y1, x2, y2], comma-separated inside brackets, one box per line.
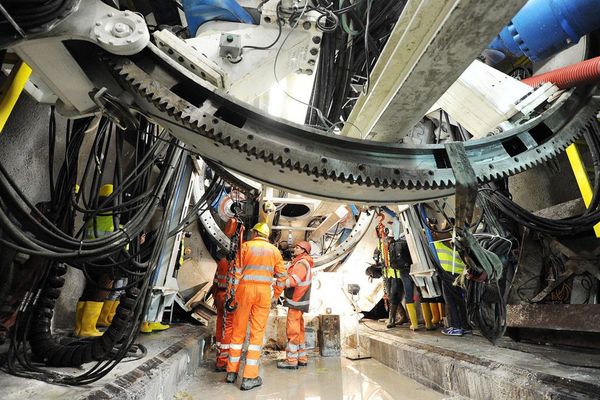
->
[175, 355, 444, 400]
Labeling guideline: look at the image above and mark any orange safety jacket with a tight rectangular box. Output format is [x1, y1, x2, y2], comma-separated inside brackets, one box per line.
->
[235, 237, 286, 296]
[284, 254, 314, 312]
[213, 258, 229, 291]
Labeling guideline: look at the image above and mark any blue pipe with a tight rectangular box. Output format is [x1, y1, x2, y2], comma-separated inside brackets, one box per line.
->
[489, 0, 600, 63]
[182, 0, 254, 36]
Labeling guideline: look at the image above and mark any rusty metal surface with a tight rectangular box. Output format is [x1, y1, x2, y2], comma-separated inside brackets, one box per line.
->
[507, 304, 600, 333]
[318, 314, 341, 357]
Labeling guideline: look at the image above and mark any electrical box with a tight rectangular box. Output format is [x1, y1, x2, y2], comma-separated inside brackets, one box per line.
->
[219, 33, 242, 60]
[318, 314, 341, 357]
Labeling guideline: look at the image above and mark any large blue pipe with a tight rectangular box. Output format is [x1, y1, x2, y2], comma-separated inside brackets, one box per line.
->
[489, 0, 600, 63]
[182, 0, 254, 36]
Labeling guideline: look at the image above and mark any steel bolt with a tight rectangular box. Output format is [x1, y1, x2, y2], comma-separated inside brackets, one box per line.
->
[112, 22, 132, 38]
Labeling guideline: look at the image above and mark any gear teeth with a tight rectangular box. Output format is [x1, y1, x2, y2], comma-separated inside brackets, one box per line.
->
[106, 53, 599, 199]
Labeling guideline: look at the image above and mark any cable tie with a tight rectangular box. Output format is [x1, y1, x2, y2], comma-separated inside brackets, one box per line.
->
[78, 240, 84, 256]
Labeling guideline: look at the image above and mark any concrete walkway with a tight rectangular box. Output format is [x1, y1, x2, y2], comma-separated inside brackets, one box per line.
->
[359, 321, 600, 400]
[175, 354, 446, 400]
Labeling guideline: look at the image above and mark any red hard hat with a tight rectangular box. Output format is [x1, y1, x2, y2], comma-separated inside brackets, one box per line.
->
[296, 241, 311, 254]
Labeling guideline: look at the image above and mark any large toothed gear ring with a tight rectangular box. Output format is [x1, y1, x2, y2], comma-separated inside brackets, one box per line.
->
[107, 43, 599, 204]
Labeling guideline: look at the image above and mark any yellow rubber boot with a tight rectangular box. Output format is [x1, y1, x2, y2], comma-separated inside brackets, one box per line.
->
[108, 300, 119, 324]
[97, 300, 116, 327]
[78, 301, 104, 337]
[74, 301, 85, 336]
[430, 303, 441, 325]
[140, 322, 153, 333]
[148, 321, 170, 331]
[406, 303, 419, 331]
[421, 303, 435, 331]
[438, 303, 446, 319]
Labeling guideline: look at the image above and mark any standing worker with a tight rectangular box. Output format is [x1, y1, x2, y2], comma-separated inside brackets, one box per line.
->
[225, 223, 286, 391]
[386, 237, 409, 329]
[277, 241, 314, 369]
[212, 250, 234, 371]
[75, 184, 115, 337]
[432, 222, 470, 336]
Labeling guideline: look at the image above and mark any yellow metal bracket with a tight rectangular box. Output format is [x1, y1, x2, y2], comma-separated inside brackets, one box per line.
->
[566, 142, 600, 237]
[0, 61, 32, 133]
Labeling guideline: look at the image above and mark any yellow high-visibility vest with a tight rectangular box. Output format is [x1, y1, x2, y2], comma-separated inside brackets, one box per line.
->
[433, 241, 466, 274]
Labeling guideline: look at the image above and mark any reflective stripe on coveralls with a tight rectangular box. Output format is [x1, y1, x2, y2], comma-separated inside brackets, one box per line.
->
[433, 242, 466, 274]
[213, 258, 234, 367]
[284, 254, 314, 364]
[226, 237, 286, 378]
[214, 289, 234, 367]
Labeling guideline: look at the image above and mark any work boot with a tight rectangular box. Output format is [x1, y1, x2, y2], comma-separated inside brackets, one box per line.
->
[406, 303, 419, 331]
[225, 372, 237, 383]
[298, 361, 308, 367]
[140, 322, 153, 333]
[215, 364, 226, 372]
[78, 301, 103, 337]
[97, 300, 117, 327]
[438, 303, 446, 319]
[429, 302, 441, 325]
[107, 300, 119, 324]
[277, 360, 298, 369]
[386, 303, 398, 328]
[421, 303, 436, 331]
[240, 376, 263, 391]
[148, 321, 170, 331]
[397, 304, 408, 325]
[74, 301, 85, 336]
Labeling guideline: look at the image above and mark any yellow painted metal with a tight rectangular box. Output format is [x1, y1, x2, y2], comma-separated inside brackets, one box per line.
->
[0, 61, 32, 133]
[566, 143, 600, 237]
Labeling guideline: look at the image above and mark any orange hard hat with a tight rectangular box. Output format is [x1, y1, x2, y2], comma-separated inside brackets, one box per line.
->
[296, 241, 311, 254]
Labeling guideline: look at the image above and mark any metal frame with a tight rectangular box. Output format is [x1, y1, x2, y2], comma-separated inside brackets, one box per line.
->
[341, 0, 527, 141]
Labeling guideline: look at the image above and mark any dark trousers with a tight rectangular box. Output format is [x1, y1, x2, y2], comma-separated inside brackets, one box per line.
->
[441, 273, 469, 329]
[399, 269, 415, 304]
[385, 276, 404, 306]
[80, 270, 113, 302]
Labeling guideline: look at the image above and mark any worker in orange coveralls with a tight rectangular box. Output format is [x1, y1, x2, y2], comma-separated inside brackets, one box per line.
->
[212, 249, 234, 372]
[277, 241, 314, 370]
[225, 222, 286, 391]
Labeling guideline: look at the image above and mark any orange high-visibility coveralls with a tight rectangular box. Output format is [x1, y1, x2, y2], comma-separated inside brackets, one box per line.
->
[213, 257, 234, 368]
[226, 237, 286, 379]
[283, 254, 314, 365]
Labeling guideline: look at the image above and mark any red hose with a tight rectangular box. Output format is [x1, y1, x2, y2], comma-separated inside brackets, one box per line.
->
[521, 56, 600, 89]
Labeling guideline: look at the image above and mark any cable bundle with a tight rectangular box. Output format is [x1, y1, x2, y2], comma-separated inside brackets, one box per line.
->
[1, 0, 77, 31]
[305, 0, 407, 129]
[0, 110, 223, 384]
[480, 119, 600, 237]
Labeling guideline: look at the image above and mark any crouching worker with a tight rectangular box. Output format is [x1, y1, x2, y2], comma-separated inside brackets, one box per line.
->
[277, 241, 314, 370]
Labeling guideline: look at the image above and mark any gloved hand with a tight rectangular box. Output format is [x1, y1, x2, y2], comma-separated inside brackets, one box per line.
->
[270, 297, 278, 309]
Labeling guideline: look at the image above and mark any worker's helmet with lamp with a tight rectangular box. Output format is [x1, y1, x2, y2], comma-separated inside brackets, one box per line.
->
[252, 222, 270, 238]
[295, 240, 311, 254]
[261, 200, 275, 215]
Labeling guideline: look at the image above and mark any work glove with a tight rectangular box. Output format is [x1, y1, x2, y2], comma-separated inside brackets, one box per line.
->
[270, 297, 278, 309]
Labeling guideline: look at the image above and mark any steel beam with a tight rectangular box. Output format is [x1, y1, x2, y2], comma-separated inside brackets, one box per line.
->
[341, 0, 527, 141]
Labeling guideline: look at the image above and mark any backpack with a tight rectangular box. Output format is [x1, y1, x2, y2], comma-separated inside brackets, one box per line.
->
[388, 239, 412, 270]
